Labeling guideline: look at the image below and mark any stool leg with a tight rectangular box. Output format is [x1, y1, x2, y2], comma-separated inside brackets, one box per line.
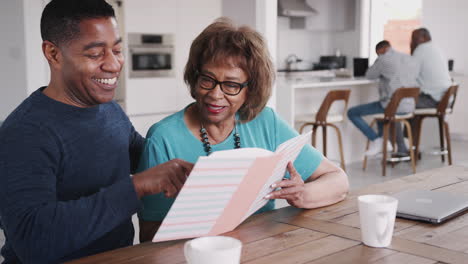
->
[391, 122, 397, 151]
[444, 121, 452, 165]
[415, 116, 424, 161]
[382, 122, 389, 176]
[363, 139, 369, 170]
[322, 125, 327, 157]
[312, 125, 318, 147]
[390, 122, 396, 168]
[438, 116, 445, 163]
[329, 123, 346, 172]
[363, 119, 376, 171]
[403, 120, 416, 174]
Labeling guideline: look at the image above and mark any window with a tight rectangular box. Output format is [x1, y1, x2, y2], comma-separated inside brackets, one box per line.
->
[366, 0, 422, 62]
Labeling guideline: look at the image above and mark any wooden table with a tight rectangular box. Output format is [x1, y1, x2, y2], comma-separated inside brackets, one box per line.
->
[68, 165, 468, 264]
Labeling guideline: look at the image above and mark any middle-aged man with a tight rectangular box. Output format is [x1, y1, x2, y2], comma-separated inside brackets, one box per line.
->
[0, 0, 193, 263]
[348, 40, 419, 156]
[410, 28, 452, 108]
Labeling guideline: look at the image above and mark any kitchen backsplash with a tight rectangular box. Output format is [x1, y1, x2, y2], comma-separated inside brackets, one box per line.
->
[277, 14, 360, 71]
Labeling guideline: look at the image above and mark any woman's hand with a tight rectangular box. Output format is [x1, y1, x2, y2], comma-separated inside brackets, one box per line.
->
[265, 162, 306, 208]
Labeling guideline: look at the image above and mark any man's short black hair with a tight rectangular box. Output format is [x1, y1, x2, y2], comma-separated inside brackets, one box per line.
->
[40, 0, 115, 46]
[375, 40, 391, 51]
[414, 27, 432, 41]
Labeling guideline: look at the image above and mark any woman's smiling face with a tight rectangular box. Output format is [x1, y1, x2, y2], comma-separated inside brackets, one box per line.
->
[194, 59, 248, 125]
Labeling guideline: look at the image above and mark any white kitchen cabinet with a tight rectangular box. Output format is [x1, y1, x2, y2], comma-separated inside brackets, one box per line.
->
[121, 0, 221, 118]
[290, 0, 356, 31]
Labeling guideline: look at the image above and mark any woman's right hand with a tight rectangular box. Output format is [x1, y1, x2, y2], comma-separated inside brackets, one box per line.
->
[132, 159, 194, 198]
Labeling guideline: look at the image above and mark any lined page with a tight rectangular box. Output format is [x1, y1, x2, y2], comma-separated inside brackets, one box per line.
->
[242, 131, 312, 219]
[153, 157, 254, 242]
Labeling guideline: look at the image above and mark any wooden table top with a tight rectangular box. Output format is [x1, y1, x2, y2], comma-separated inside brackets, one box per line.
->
[68, 165, 468, 264]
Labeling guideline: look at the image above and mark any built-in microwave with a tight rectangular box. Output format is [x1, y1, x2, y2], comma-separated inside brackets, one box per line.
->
[128, 33, 174, 78]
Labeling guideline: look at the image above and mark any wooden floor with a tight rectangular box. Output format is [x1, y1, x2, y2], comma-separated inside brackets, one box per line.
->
[1, 139, 467, 261]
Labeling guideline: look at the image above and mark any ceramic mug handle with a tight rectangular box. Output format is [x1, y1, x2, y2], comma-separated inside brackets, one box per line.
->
[184, 240, 193, 263]
[376, 211, 391, 244]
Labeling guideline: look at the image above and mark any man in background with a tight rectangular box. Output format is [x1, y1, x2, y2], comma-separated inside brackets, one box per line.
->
[0, 0, 192, 263]
[348, 40, 419, 156]
[411, 28, 452, 108]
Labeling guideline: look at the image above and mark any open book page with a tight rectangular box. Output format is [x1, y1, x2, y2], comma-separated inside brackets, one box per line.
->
[153, 131, 312, 242]
[241, 131, 312, 220]
[153, 157, 256, 242]
[209, 147, 273, 158]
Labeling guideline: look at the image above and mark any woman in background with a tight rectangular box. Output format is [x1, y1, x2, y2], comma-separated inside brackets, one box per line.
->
[137, 18, 349, 242]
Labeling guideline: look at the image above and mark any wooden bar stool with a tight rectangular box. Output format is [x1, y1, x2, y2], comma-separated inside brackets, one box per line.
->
[363, 87, 420, 176]
[297, 89, 351, 171]
[413, 85, 458, 165]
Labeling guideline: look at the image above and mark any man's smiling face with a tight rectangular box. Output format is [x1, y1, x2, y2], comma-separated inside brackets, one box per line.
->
[58, 17, 124, 107]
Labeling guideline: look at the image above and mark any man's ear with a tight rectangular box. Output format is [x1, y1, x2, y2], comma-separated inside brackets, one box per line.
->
[42, 40, 62, 69]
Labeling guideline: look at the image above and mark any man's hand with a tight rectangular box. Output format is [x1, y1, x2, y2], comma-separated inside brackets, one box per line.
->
[265, 162, 306, 207]
[132, 159, 194, 198]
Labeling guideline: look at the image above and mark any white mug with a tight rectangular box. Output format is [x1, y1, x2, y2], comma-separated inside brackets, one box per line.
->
[184, 236, 242, 264]
[358, 194, 398, 247]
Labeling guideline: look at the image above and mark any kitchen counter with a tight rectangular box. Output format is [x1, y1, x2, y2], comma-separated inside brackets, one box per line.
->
[279, 75, 377, 89]
[276, 74, 379, 164]
[276, 75, 378, 126]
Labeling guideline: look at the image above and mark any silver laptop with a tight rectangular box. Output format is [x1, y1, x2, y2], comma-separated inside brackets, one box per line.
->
[391, 189, 468, 224]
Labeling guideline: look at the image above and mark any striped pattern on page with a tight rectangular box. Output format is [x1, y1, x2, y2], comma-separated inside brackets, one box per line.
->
[152, 158, 254, 242]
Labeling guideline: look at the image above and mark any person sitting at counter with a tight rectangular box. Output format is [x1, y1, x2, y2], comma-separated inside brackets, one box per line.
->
[347, 40, 419, 156]
[410, 28, 452, 108]
[136, 17, 349, 242]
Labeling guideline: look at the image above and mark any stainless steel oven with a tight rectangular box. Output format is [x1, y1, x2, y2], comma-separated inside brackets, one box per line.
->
[128, 33, 174, 78]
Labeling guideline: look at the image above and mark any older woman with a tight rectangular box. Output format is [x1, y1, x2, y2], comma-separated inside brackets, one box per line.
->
[137, 18, 349, 242]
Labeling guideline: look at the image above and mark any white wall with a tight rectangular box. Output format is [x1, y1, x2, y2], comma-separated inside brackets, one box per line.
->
[119, 0, 222, 135]
[23, 0, 50, 95]
[277, 17, 330, 70]
[421, 0, 468, 140]
[422, 0, 468, 75]
[0, 0, 28, 121]
[277, 1, 361, 71]
[222, 0, 256, 27]
[223, 0, 278, 109]
[0, 0, 52, 121]
[256, 0, 278, 109]
[329, 0, 362, 68]
[123, 0, 222, 116]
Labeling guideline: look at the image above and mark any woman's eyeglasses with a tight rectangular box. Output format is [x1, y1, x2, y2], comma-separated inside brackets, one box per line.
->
[197, 74, 248, 96]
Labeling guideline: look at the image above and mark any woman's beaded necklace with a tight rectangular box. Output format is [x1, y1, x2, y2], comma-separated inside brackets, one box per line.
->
[200, 123, 241, 156]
